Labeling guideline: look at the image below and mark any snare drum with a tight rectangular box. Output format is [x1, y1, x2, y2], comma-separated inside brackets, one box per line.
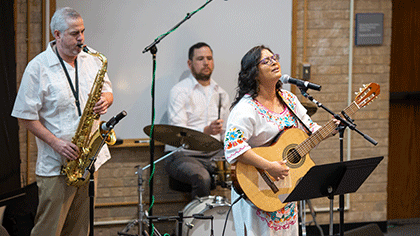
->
[182, 196, 236, 236]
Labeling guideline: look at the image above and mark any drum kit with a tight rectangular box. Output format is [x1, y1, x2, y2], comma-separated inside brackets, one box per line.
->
[118, 124, 235, 236]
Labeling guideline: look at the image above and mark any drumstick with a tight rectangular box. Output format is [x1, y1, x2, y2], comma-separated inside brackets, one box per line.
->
[218, 93, 222, 120]
[218, 93, 223, 142]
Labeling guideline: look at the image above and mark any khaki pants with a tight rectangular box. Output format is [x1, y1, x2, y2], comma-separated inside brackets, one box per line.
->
[30, 174, 94, 236]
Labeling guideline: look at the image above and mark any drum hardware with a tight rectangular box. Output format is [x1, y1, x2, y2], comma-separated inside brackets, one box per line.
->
[212, 158, 232, 189]
[119, 162, 235, 236]
[182, 196, 236, 236]
[143, 124, 223, 152]
[191, 214, 214, 236]
[144, 211, 217, 236]
[118, 148, 185, 236]
[118, 163, 162, 236]
[134, 125, 230, 235]
[143, 124, 231, 188]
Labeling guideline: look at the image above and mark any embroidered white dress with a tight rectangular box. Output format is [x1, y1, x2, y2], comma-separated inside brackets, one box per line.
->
[224, 90, 321, 236]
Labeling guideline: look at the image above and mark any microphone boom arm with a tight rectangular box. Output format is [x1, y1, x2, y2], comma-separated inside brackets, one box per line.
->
[142, 0, 214, 54]
[300, 88, 377, 146]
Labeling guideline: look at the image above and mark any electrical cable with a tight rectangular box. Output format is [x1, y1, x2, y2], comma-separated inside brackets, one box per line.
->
[222, 194, 244, 236]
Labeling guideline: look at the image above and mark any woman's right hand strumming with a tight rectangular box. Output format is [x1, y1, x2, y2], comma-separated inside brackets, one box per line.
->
[266, 160, 290, 181]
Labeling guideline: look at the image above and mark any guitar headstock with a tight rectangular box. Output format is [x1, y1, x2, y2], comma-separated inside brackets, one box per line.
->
[354, 83, 380, 108]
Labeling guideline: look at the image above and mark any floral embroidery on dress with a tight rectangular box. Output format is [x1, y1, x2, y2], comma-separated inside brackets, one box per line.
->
[256, 202, 297, 231]
[280, 90, 297, 111]
[246, 99, 298, 131]
[280, 90, 318, 132]
[225, 127, 246, 150]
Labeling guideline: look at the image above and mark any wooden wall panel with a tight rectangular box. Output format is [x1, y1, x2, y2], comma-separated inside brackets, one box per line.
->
[388, 0, 420, 220]
[390, 0, 420, 93]
[387, 102, 420, 219]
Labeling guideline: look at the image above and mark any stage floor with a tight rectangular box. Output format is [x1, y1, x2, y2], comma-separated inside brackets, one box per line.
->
[385, 218, 420, 236]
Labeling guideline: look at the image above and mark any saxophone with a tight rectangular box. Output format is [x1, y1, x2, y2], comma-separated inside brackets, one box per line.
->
[61, 45, 116, 187]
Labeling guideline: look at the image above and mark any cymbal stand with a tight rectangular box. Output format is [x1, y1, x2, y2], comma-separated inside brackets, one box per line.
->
[119, 146, 184, 236]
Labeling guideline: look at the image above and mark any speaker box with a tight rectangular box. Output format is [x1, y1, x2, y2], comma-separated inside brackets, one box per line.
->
[2, 183, 38, 236]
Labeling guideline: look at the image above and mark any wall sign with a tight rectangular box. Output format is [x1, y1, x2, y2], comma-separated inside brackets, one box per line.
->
[355, 13, 384, 46]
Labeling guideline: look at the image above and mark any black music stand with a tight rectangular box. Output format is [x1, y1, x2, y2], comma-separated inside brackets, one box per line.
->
[278, 156, 383, 236]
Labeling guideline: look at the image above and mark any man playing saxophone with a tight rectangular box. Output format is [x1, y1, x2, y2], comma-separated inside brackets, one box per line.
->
[11, 7, 113, 236]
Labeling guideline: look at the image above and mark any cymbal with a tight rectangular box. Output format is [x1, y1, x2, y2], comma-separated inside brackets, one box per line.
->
[143, 124, 223, 152]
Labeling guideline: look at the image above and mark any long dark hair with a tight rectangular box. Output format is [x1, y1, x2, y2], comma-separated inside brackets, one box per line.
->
[231, 45, 282, 109]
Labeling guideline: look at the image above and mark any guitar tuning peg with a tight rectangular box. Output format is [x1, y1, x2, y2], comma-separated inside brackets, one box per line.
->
[363, 84, 366, 87]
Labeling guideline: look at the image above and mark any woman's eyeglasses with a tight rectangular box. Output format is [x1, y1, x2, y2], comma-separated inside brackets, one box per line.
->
[258, 54, 280, 65]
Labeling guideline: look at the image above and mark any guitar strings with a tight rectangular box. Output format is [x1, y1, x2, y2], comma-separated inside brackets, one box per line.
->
[287, 102, 358, 163]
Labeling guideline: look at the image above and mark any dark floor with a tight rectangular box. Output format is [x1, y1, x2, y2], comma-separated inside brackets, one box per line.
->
[303, 218, 420, 236]
[384, 218, 420, 236]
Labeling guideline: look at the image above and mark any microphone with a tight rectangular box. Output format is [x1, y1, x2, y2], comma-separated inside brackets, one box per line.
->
[101, 110, 127, 131]
[280, 74, 322, 91]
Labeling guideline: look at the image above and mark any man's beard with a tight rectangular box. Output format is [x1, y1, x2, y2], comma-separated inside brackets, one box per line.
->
[192, 68, 212, 81]
[194, 73, 211, 81]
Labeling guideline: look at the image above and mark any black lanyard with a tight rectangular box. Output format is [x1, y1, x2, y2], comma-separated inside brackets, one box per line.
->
[55, 47, 81, 116]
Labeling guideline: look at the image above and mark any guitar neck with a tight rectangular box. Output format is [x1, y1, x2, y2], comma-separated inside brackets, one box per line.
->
[296, 101, 360, 156]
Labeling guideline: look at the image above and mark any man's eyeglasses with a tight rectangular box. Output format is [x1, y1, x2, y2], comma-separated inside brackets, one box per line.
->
[258, 54, 280, 65]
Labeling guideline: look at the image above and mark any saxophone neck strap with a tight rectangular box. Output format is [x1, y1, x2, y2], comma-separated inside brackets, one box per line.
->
[55, 47, 81, 116]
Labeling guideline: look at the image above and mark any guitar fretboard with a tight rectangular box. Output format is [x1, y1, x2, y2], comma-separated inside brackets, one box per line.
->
[295, 101, 360, 158]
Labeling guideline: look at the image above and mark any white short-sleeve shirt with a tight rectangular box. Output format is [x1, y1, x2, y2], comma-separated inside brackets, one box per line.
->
[12, 41, 113, 176]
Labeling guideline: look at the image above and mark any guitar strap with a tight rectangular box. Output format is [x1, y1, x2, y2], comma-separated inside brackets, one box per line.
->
[278, 91, 313, 136]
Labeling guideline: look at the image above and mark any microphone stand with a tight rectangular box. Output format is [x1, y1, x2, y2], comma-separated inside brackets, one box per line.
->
[141, 1, 214, 235]
[80, 129, 112, 236]
[298, 86, 378, 236]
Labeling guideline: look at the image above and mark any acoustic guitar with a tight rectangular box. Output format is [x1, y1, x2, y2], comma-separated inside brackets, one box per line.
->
[231, 83, 380, 212]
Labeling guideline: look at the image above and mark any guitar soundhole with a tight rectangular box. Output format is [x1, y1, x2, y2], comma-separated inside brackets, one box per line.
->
[283, 144, 305, 168]
[288, 149, 301, 164]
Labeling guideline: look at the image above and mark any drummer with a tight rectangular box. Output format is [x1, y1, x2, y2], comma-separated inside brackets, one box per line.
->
[164, 42, 230, 198]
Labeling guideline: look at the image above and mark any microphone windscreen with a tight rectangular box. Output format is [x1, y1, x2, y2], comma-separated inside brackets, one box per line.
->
[280, 74, 290, 84]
